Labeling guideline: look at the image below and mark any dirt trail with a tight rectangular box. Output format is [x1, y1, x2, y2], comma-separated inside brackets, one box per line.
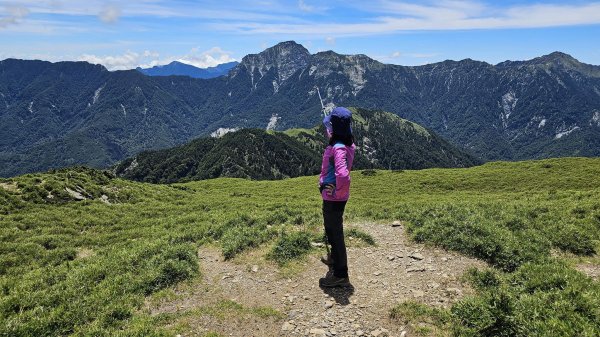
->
[150, 222, 485, 337]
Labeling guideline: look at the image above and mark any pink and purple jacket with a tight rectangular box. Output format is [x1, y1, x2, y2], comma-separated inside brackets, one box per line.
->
[319, 143, 356, 201]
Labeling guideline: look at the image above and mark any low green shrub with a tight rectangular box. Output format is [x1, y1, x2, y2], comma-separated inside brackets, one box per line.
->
[452, 262, 600, 336]
[268, 231, 313, 264]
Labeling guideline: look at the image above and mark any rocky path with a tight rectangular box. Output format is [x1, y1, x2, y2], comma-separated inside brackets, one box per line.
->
[150, 222, 485, 336]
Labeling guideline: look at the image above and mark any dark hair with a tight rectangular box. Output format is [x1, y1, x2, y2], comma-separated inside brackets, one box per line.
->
[329, 134, 354, 146]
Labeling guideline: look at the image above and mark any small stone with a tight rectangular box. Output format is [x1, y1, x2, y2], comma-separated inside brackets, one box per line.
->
[325, 300, 334, 309]
[251, 265, 259, 272]
[441, 257, 448, 262]
[288, 310, 300, 319]
[409, 252, 424, 260]
[310, 328, 327, 335]
[282, 322, 295, 331]
[356, 330, 365, 336]
[413, 290, 425, 298]
[391, 221, 401, 227]
[373, 271, 381, 276]
[371, 328, 390, 337]
[446, 288, 463, 296]
[406, 267, 426, 273]
[387, 255, 395, 261]
[400, 331, 407, 337]
[221, 274, 232, 280]
[99, 194, 110, 204]
[330, 330, 337, 335]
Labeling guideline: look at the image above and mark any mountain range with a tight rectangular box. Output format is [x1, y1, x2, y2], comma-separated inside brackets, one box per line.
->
[136, 61, 238, 79]
[1, 41, 599, 177]
[113, 107, 479, 183]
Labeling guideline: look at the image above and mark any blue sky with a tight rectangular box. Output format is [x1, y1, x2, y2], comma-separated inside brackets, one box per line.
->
[1, 0, 600, 70]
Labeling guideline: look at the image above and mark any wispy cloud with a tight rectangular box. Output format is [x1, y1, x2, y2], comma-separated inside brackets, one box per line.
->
[298, 0, 328, 14]
[0, 5, 29, 28]
[216, 1, 600, 36]
[98, 4, 121, 24]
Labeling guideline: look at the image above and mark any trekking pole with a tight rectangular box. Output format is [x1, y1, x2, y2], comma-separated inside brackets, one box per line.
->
[315, 86, 329, 117]
[315, 85, 331, 259]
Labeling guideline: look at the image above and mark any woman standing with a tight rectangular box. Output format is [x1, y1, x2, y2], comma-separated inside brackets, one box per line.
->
[318, 107, 355, 288]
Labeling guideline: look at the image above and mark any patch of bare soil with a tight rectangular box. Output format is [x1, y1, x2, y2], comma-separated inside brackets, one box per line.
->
[150, 222, 485, 337]
[576, 262, 600, 281]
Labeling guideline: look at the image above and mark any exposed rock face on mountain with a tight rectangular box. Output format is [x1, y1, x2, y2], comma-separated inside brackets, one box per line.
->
[2, 42, 600, 177]
[114, 108, 479, 183]
[137, 61, 238, 79]
[231, 41, 311, 84]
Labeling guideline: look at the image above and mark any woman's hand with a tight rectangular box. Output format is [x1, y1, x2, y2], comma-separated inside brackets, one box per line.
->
[323, 184, 335, 196]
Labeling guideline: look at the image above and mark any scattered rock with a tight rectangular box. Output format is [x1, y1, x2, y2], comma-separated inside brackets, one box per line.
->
[408, 252, 424, 260]
[373, 271, 381, 276]
[446, 288, 463, 296]
[311, 242, 325, 248]
[391, 221, 402, 227]
[65, 187, 86, 200]
[310, 328, 327, 335]
[251, 265, 259, 273]
[221, 274, 232, 280]
[324, 300, 334, 309]
[356, 329, 365, 336]
[371, 328, 390, 337]
[99, 194, 110, 204]
[400, 331, 407, 337]
[282, 321, 295, 331]
[406, 267, 426, 273]
[413, 290, 425, 298]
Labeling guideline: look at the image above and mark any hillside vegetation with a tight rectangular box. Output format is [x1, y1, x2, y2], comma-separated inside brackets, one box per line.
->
[1, 158, 599, 336]
[4, 43, 600, 176]
[114, 107, 479, 183]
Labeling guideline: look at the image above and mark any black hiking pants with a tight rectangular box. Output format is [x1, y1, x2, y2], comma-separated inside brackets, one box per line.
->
[323, 200, 348, 278]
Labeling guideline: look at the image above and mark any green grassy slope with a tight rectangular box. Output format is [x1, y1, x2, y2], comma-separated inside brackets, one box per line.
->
[1, 158, 599, 336]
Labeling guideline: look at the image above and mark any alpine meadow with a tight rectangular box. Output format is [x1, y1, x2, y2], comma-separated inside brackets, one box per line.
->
[2, 1, 600, 336]
[2, 158, 599, 336]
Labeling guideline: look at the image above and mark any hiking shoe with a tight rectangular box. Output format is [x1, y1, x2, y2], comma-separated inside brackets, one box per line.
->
[320, 253, 334, 266]
[319, 274, 351, 288]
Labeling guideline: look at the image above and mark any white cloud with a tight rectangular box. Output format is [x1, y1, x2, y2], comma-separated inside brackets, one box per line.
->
[177, 47, 236, 68]
[325, 36, 335, 45]
[98, 4, 121, 23]
[79, 51, 140, 70]
[77, 47, 236, 71]
[0, 5, 29, 28]
[391, 51, 401, 58]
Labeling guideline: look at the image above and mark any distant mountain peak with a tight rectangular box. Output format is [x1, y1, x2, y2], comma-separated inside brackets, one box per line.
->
[137, 61, 238, 79]
[234, 40, 311, 82]
[534, 51, 579, 65]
